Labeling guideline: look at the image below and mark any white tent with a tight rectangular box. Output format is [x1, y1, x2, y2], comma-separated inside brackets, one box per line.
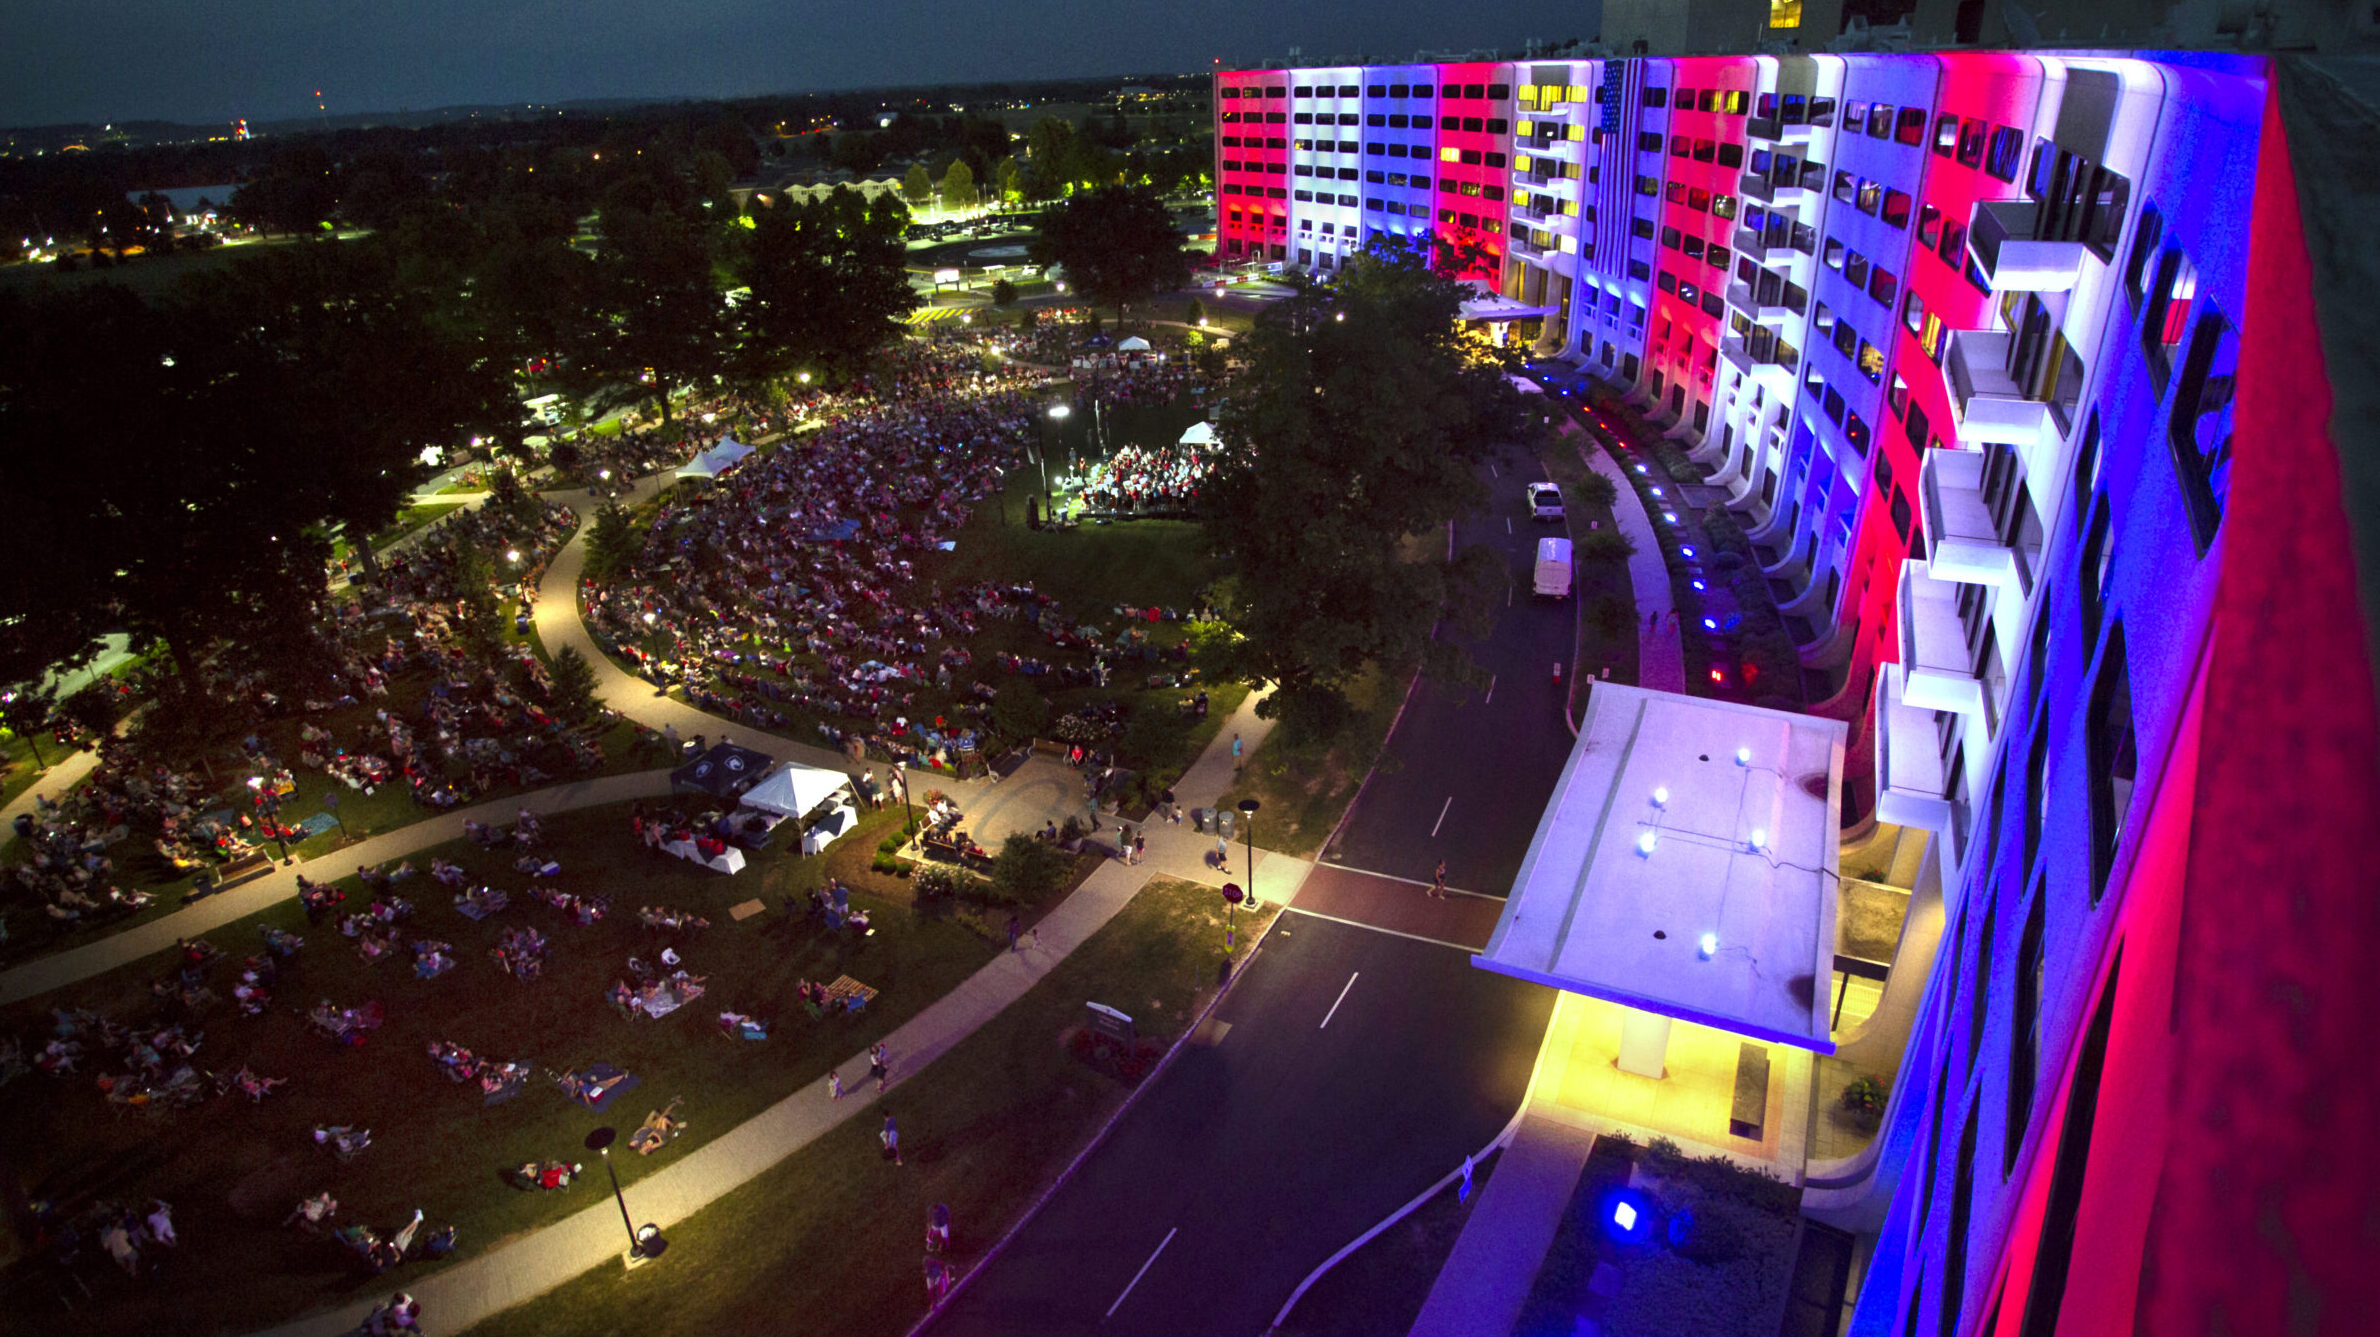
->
[738, 761, 852, 818]
[1178, 421, 1218, 447]
[677, 439, 755, 481]
[1116, 335, 1152, 352]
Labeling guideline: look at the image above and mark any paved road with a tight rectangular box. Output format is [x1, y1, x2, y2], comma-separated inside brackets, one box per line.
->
[927, 913, 1552, 1337]
[1326, 441, 1582, 898]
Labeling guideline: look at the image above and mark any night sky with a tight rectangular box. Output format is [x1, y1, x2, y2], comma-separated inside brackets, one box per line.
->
[4, 0, 1603, 128]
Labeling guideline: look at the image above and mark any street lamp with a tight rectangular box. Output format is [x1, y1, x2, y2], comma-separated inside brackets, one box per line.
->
[585, 1126, 667, 1265]
[1046, 403, 1071, 503]
[1238, 798, 1261, 910]
[1221, 880, 1243, 954]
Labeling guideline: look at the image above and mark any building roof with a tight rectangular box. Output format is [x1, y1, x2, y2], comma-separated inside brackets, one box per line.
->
[1474, 683, 1847, 1051]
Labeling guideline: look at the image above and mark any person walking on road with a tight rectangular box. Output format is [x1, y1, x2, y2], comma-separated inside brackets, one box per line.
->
[1430, 860, 1448, 899]
[828, 1069, 844, 1100]
[1006, 915, 1021, 952]
[870, 1042, 890, 1093]
[881, 1113, 903, 1166]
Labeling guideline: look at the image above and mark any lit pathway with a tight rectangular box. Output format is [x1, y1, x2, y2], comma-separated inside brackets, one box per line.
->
[1567, 420, 1687, 692]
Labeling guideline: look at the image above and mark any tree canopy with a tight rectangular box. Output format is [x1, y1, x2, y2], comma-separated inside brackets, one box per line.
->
[1027, 185, 1191, 320]
[731, 186, 916, 388]
[1199, 238, 1528, 738]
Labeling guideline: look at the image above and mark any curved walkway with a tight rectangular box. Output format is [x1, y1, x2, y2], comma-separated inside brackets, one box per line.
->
[1563, 420, 1687, 692]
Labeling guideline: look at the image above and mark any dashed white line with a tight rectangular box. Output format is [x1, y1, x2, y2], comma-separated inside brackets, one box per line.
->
[1431, 795, 1453, 838]
[1483, 674, 1498, 704]
[1489, 461, 1499, 478]
[1506, 517, 1513, 534]
[1107, 1227, 1178, 1318]
[1321, 972, 1361, 1029]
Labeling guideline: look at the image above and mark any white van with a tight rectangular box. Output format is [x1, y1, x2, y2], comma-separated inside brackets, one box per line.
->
[1533, 536, 1573, 599]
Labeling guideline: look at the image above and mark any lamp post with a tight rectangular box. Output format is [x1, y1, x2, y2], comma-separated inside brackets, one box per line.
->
[1047, 403, 1072, 505]
[1221, 880, 1242, 955]
[1238, 798, 1261, 910]
[585, 1126, 666, 1264]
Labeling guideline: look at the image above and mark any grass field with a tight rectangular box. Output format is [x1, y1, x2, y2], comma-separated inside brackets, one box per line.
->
[469, 875, 1272, 1337]
[0, 800, 1006, 1336]
[1216, 659, 1417, 859]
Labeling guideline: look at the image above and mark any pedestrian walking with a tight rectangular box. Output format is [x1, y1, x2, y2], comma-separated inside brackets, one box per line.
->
[828, 1070, 844, 1100]
[870, 1042, 890, 1092]
[1162, 787, 1179, 823]
[1648, 609, 1659, 632]
[1133, 834, 1147, 865]
[1214, 833, 1228, 868]
[1231, 732, 1243, 771]
[881, 1113, 904, 1166]
[1006, 915, 1021, 952]
[1430, 860, 1448, 899]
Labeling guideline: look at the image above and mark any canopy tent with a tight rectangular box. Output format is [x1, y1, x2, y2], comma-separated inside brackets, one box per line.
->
[1116, 335, 1152, 352]
[1178, 421, 1218, 447]
[739, 761, 852, 818]
[670, 741, 775, 800]
[677, 439, 755, 481]
[1508, 374, 1547, 395]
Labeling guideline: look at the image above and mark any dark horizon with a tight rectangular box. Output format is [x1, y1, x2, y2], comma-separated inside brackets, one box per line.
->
[0, 0, 1597, 130]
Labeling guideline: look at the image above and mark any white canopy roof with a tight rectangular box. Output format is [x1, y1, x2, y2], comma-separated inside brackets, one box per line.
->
[1178, 421, 1218, 447]
[677, 439, 754, 481]
[738, 761, 852, 817]
[1116, 335, 1152, 351]
[1474, 684, 1848, 1051]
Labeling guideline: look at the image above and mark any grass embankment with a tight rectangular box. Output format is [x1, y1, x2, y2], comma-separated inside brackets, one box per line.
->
[1216, 658, 1416, 860]
[0, 800, 1004, 1337]
[1280, 1150, 1502, 1337]
[1537, 425, 1643, 697]
[469, 875, 1274, 1337]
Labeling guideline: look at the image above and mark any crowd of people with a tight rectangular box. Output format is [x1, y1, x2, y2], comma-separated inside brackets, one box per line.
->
[1076, 441, 1212, 516]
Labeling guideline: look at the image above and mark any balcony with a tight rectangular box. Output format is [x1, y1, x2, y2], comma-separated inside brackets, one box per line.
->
[1875, 666, 1961, 845]
[1748, 114, 1785, 142]
[1726, 281, 1793, 323]
[1721, 335, 1799, 391]
[1734, 225, 1798, 262]
[1945, 329, 2053, 448]
[1969, 199, 2085, 293]
[1896, 562, 1984, 717]
[1920, 449, 2022, 589]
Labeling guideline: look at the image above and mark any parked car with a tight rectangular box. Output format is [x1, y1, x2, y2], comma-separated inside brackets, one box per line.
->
[1533, 536, 1574, 598]
[1527, 482, 1565, 522]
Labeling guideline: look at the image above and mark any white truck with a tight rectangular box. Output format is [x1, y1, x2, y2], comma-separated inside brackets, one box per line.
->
[1533, 536, 1573, 599]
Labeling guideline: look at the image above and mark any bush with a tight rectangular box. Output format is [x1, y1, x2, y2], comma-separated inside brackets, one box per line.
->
[1570, 468, 1619, 509]
[911, 863, 985, 901]
[1841, 1075, 1888, 1123]
[989, 832, 1074, 905]
[1575, 528, 1637, 562]
[992, 678, 1049, 743]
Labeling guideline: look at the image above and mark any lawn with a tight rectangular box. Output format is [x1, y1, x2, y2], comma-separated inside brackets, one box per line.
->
[0, 799, 1005, 1336]
[467, 874, 1273, 1337]
[1278, 1149, 1501, 1337]
[1216, 658, 1417, 859]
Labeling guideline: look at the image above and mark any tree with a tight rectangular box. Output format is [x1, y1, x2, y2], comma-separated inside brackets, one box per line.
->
[989, 832, 1074, 903]
[731, 185, 916, 387]
[940, 160, 977, 213]
[549, 646, 601, 723]
[990, 278, 1018, 308]
[583, 501, 645, 582]
[1027, 185, 1191, 322]
[572, 197, 728, 423]
[994, 159, 1023, 209]
[1186, 296, 1207, 327]
[1023, 117, 1076, 201]
[904, 163, 934, 209]
[229, 144, 340, 235]
[1199, 238, 1528, 739]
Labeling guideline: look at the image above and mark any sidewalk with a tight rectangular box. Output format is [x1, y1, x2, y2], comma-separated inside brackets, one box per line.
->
[1568, 421, 1686, 692]
[1406, 1115, 1596, 1337]
[1, 745, 101, 840]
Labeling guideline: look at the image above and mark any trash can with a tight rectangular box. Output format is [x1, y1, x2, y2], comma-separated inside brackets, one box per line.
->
[1218, 811, 1236, 842]
[1193, 807, 1209, 833]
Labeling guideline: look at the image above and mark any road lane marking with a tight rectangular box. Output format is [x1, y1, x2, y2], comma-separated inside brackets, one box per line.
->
[1321, 972, 1361, 1029]
[1431, 795, 1453, 838]
[1313, 860, 1499, 900]
[1107, 1226, 1178, 1319]
[1489, 461, 1499, 477]
[1483, 674, 1497, 705]
[1506, 517, 1513, 534]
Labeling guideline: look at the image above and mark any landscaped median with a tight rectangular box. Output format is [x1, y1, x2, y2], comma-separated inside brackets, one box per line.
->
[466, 875, 1275, 1337]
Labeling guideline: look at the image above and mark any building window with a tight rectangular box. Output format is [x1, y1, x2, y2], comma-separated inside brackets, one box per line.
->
[2087, 624, 2137, 905]
[1968, 898, 1996, 1071]
[2017, 951, 2123, 1337]
[2170, 307, 2237, 555]
[1943, 1095, 1981, 1336]
[1769, 0, 1803, 26]
[1934, 113, 1959, 156]
[2006, 891, 2045, 1176]
[2023, 720, 2050, 878]
[2080, 496, 2113, 648]
[1897, 107, 1928, 145]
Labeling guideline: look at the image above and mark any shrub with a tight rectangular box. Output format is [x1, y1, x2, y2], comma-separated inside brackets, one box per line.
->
[989, 832, 1073, 905]
[992, 679, 1049, 743]
[1570, 468, 1619, 509]
[911, 863, 985, 901]
[1841, 1075, 1888, 1123]
[1575, 528, 1638, 562]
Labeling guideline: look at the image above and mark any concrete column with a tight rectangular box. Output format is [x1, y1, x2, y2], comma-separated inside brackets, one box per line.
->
[1618, 1008, 1673, 1078]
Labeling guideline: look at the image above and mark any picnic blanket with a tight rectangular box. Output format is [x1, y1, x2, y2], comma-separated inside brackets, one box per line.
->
[485, 1069, 530, 1105]
[559, 1062, 641, 1113]
[822, 976, 878, 1009]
